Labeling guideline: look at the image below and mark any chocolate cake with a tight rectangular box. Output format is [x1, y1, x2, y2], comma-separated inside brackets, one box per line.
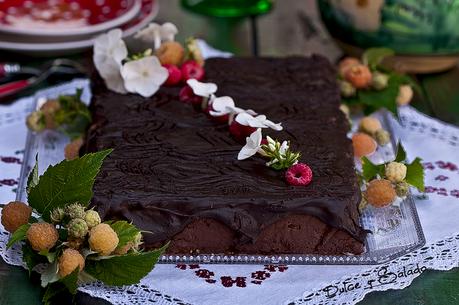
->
[85, 56, 366, 255]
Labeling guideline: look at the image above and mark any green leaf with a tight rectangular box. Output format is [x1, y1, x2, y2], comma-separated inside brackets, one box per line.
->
[395, 142, 407, 162]
[41, 261, 59, 287]
[28, 149, 112, 222]
[357, 75, 400, 116]
[361, 157, 385, 181]
[362, 48, 395, 70]
[7, 223, 30, 249]
[59, 268, 79, 294]
[109, 221, 141, 249]
[405, 157, 425, 192]
[85, 244, 168, 286]
[27, 155, 39, 194]
[22, 244, 47, 275]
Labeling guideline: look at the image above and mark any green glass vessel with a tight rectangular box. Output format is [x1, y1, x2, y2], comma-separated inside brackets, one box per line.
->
[181, 0, 273, 18]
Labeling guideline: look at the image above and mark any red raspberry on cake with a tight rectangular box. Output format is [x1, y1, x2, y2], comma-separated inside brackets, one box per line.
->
[181, 60, 205, 81]
[285, 163, 313, 186]
[163, 64, 182, 86]
[229, 120, 257, 143]
[179, 85, 203, 105]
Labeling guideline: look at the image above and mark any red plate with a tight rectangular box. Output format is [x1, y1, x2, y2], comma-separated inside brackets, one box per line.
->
[0, 0, 141, 36]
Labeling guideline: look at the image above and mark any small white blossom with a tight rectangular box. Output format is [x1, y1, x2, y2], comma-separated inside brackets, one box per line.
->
[235, 113, 283, 131]
[93, 29, 128, 93]
[134, 22, 178, 49]
[238, 128, 263, 160]
[120, 56, 168, 97]
[187, 79, 217, 97]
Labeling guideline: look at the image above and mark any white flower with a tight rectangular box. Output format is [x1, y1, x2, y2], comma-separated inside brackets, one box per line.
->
[134, 22, 178, 49]
[187, 79, 217, 97]
[93, 29, 128, 94]
[120, 56, 168, 97]
[238, 128, 263, 160]
[235, 113, 283, 131]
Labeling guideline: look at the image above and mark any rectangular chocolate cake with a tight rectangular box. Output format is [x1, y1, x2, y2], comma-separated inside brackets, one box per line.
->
[85, 56, 366, 255]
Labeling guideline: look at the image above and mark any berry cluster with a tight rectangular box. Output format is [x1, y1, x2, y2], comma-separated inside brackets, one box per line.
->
[351, 116, 392, 158]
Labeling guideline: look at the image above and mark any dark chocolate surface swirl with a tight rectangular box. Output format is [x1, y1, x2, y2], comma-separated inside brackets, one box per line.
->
[85, 56, 366, 250]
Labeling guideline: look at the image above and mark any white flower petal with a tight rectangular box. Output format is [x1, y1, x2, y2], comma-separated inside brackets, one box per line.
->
[187, 79, 218, 97]
[121, 56, 168, 97]
[160, 22, 178, 41]
[94, 29, 127, 65]
[209, 96, 235, 116]
[235, 112, 266, 128]
[237, 128, 262, 160]
[94, 56, 127, 94]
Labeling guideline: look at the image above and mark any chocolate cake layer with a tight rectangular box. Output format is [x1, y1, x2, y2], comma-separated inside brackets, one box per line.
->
[85, 56, 366, 255]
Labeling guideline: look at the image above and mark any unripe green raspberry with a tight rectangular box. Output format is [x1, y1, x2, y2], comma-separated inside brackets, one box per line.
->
[50, 207, 65, 224]
[385, 162, 407, 183]
[26, 111, 45, 132]
[339, 80, 356, 97]
[395, 181, 410, 197]
[371, 71, 389, 90]
[67, 218, 88, 239]
[84, 210, 101, 229]
[375, 129, 391, 146]
[65, 203, 86, 219]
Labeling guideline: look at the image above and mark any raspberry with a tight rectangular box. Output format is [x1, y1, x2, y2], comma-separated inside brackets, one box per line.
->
[179, 85, 202, 105]
[155, 41, 184, 66]
[84, 210, 101, 229]
[163, 64, 182, 86]
[26, 222, 58, 252]
[115, 232, 143, 255]
[50, 207, 65, 224]
[64, 137, 83, 161]
[338, 57, 360, 77]
[26, 111, 45, 132]
[365, 179, 396, 207]
[285, 163, 313, 186]
[339, 80, 356, 97]
[67, 218, 88, 239]
[375, 129, 391, 146]
[396, 85, 413, 106]
[181, 60, 205, 81]
[58, 248, 85, 277]
[1, 201, 32, 233]
[385, 162, 407, 183]
[344, 64, 372, 89]
[358, 117, 382, 135]
[66, 238, 84, 250]
[371, 71, 389, 90]
[65, 203, 86, 219]
[229, 120, 257, 143]
[40, 99, 61, 129]
[352, 133, 377, 157]
[89, 223, 119, 256]
[395, 181, 410, 197]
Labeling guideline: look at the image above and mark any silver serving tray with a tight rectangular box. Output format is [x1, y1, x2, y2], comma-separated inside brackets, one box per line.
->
[16, 87, 425, 265]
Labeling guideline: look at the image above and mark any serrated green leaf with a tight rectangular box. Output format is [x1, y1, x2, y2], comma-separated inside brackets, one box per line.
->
[27, 154, 39, 194]
[59, 268, 79, 294]
[405, 157, 425, 192]
[22, 244, 47, 275]
[109, 221, 141, 249]
[395, 142, 407, 162]
[361, 157, 385, 181]
[7, 223, 30, 248]
[41, 261, 59, 287]
[362, 48, 395, 70]
[42, 268, 79, 305]
[42, 284, 67, 305]
[28, 149, 112, 221]
[85, 244, 168, 286]
[357, 76, 400, 116]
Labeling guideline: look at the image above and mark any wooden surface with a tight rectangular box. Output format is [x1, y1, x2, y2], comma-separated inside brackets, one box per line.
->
[1, 1, 459, 304]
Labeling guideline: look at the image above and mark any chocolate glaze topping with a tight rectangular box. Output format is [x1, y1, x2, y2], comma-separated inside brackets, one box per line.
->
[85, 56, 366, 251]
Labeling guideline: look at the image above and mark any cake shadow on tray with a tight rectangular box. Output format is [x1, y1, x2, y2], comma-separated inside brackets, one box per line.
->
[83, 56, 366, 256]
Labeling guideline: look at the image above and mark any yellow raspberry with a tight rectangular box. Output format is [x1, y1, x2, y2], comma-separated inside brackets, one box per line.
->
[375, 129, 391, 146]
[396, 85, 413, 106]
[26, 222, 59, 252]
[385, 162, 407, 183]
[58, 248, 85, 277]
[40, 100, 61, 129]
[1, 201, 32, 233]
[359, 117, 382, 135]
[155, 41, 185, 66]
[338, 57, 361, 77]
[366, 179, 397, 207]
[64, 138, 83, 161]
[89, 224, 119, 256]
[352, 133, 377, 157]
[84, 210, 101, 229]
